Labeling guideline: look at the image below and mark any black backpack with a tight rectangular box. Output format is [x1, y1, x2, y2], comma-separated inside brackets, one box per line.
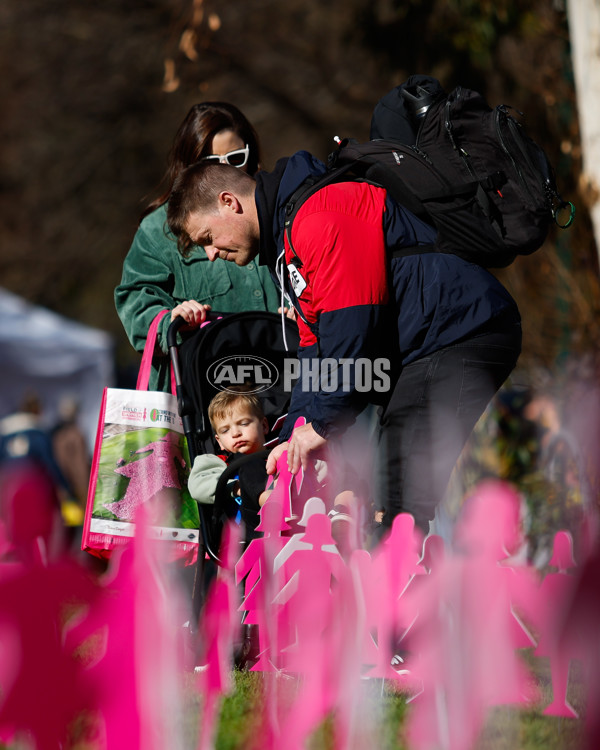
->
[285, 76, 575, 269]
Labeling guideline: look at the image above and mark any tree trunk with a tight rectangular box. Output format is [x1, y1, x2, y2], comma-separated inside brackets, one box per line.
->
[567, 0, 600, 260]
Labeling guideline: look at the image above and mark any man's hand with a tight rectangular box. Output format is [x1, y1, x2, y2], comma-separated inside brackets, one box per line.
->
[266, 423, 328, 475]
[171, 300, 211, 327]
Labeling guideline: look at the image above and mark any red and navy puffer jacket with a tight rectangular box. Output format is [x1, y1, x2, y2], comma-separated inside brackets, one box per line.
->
[255, 151, 521, 441]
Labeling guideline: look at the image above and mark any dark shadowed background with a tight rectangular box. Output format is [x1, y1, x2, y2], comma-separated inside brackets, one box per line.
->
[1, 0, 598, 385]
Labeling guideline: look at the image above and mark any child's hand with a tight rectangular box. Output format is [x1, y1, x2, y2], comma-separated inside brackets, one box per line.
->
[258, 488, 272, 507]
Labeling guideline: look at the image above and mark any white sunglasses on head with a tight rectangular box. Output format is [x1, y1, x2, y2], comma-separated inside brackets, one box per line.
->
[201, 144, 250, 168]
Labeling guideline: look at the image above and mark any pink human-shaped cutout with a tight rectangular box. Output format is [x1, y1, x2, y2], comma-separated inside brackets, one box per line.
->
[273, 496, 336, 574]
[530, 530, 580, 718]
[235, 499, 291, 672]
[405, 480, 540, 750]
[395, 534, 447, 697]
[476, 482, 539, 654]
[347, 548, 381, 669]
[264, 420, 307, 520]
[195, 522, 242, 750]
[275, 513, 343, 671]
[452, 480, 540, 705]
[0, 461, 85, 747]
[275, 512, 345, 669]
[366, 513, 423, 681]
[0, 556, 98, 750]
[555, 534, 600, 747]
[271, 512, 346, 749]
[316, 543, 366, 750]
[450, 482, 539, 657]
[415, 533, 445, 575]
[105, 431, 186, 521]
[69, 505, 186, 750]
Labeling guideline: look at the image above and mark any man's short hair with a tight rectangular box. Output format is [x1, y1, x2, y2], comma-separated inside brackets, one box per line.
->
[208, 388, 266, 432]
[167, 162, 255, 257]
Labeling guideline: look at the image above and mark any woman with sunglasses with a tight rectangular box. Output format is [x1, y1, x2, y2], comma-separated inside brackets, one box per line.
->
[115, 102, 283, 391]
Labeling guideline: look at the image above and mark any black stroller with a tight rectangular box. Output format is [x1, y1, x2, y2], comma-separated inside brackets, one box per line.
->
[168, 311, 300, 610]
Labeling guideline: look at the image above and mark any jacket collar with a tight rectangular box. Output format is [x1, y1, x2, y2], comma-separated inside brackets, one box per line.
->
[255, 151, 327, 270]
[255, 157, 289, 270]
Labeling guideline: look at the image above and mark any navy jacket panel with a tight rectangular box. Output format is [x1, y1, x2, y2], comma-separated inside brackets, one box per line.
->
[278, 304, 392, 441]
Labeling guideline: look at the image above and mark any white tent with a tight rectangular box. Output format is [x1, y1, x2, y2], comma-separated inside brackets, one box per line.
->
[0, 287, 115, 451]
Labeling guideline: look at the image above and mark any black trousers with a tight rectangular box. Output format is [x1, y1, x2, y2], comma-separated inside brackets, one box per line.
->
[377, 321, 522, 533]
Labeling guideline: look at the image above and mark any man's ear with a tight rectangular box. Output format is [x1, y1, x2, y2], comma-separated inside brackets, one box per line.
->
[218, 190, 242, 213]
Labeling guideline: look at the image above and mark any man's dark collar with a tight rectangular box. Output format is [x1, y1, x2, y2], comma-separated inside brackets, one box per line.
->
[255, 157, 290, 270]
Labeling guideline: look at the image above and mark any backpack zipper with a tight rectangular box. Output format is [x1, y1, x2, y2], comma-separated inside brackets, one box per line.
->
[494, 107, 539, 204]
[409, 143, 433, 164]
[445, 90, 479, 180]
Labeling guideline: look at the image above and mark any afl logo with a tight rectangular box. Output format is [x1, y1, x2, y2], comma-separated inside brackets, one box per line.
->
[207, 355, 279, 394]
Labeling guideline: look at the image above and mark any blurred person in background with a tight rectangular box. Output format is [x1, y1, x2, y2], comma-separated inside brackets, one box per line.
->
[0, 392, 69, 560]
[50, 395, 91, 541]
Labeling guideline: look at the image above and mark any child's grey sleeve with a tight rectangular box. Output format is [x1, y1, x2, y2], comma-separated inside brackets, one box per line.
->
[188, 454, 227, 504]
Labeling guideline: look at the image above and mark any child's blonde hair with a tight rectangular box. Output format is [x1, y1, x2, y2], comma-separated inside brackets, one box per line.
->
[208, 389, 266, 432]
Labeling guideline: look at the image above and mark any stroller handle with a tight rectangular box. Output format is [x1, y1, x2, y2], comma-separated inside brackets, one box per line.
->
[166, 314, 187, 349]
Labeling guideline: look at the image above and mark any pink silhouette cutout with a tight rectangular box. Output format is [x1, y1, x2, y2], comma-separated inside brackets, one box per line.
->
[347, 548, 380, 669]
[271, 512, 346, 749]
[195, 522, 242, 750]
[395, 534, 447, 695]
[264, 452, 295, 520]
[300, 539, 366, 750]
[367, 513, 423, 681]
[69, 506, 186, 750]
[105, 432, 186, 521]
[532, 530, 580, 718]
[235, 500, 291, 672]
[263, 418, 309, 524]
[556, 535, 600, 747]
[273, 496, 336, 573]
[405, 480, 539, 750]
[416, 533, 445, 575]
[453, 480, 540, 699]
[0, 557, 97, 750]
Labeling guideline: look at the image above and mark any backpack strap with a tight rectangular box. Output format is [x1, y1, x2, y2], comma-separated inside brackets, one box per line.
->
[284, 167, 440, 268]
[389, 244, 436, 259]
[283, 161, 357, 251]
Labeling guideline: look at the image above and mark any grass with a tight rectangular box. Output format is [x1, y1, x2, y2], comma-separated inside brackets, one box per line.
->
[0, 654, 586, 750]
[179, 652, 586, 750]
[183, 669, 412, 750]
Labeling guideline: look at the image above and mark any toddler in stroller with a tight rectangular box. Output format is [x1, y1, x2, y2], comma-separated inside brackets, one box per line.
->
[187, 388, 273, 544]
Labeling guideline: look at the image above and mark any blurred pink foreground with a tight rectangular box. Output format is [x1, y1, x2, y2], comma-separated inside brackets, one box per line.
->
[0, 456, 596, 750]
